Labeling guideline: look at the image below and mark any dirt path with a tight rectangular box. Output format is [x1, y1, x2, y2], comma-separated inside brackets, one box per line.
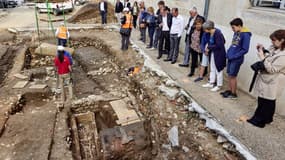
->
[0, 7, 35, 29]
[0, 93, 57, 160]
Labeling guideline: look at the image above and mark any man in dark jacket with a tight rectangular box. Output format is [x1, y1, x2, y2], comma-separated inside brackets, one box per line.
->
[138, 6, 148, 43]
[221, 18, 252, 99]
[153, 0, 165, 49]
[123, 0, 131, 10]
[157, 6, 172, 59]
[99, 0, 108, 24]
[179, 7, 205, 67]
[115, 0, 123, 23]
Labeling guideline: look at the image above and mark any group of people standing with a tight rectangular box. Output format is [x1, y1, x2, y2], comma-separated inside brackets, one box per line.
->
[61, 0, 285, 129]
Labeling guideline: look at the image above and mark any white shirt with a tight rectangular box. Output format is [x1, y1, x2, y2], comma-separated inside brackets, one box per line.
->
[162, 16, 169, 31]
[170, 15, 184, 37]
[187, 15, 197, 34]
[100, 2, 105, 11]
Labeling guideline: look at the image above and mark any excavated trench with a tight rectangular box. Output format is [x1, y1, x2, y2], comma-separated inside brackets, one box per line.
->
[0, 29, 244, 160]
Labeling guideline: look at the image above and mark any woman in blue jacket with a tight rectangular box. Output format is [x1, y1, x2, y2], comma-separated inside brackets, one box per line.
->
[201, 20, 226, 92]
[146, 7, 156, 49]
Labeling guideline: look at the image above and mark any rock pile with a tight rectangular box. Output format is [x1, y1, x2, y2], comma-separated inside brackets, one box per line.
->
[67, 2, 117, 24]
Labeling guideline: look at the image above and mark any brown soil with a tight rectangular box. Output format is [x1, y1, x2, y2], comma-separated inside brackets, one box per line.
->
[67, 2, 117, 24]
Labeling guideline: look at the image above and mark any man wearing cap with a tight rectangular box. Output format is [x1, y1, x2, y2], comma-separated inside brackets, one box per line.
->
[57, 46, 73, 66]
[56, 46, 73, 90]
[54, 46, 73, 104]
[179, 7, 205, 67]
[55, 23, 70, 47]
[120, 8, 133, 50]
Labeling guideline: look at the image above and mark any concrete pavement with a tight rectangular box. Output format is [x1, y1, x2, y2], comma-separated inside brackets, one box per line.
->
[130, 28, 285, 160]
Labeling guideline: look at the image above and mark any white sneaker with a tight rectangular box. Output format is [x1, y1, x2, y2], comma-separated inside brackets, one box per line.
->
[202, 83, 214, 88]
[210, 86, 221, 92]
[150, 47, 156, 50]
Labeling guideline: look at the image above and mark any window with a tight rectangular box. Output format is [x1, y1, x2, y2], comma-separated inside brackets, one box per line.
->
[250, 0, 285, 10]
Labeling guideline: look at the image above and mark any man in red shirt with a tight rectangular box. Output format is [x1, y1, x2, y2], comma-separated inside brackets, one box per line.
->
[54, 47, 73, 103]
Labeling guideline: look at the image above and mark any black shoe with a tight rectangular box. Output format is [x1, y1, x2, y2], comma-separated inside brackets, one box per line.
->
[223, 92, 238, 99]
[265, 119, 273, 124]
[220, 90, 231, 96]
[194, 77, 203, 82]
[179, 64, 189, 67]
[157, 55, 162, 59]
[164, 59, 171, 62]
[247, 119, 265, 128]
[188, 73, 194, 77]
[171, 61, 176, 64]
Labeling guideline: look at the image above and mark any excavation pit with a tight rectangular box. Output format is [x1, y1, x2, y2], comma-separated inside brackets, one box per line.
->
[0, 29, 244, 160]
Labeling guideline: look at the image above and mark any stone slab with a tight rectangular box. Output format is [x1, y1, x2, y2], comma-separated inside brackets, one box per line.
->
[13, 73, 28, 80]
[110, 100, 140, 125]
[12, 81, 29, 89]
[29, 84, 48, 89]
[34, 43, 74, 56]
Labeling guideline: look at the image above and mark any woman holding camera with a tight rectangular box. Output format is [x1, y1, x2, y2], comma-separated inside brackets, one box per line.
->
[248, 29, 285, 128]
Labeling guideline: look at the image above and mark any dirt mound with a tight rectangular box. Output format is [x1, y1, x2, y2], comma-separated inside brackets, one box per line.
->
[68, 2, 116, 24]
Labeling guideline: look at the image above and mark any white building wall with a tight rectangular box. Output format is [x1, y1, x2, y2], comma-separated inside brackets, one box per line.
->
[109, 0, 285, 115]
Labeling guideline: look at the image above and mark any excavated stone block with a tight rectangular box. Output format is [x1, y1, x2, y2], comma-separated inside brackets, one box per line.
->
[34, 43, 74, 56]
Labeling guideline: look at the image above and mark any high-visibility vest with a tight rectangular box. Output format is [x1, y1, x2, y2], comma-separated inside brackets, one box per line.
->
[122, 14, 133, 29]
[57, 26, 68, 39]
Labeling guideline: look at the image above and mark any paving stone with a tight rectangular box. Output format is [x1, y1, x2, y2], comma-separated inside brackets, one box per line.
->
[12, 81, 29, 89]
[13, 73, 28, 80]
[110, 100, 140, 125]
[34, 43, 74, 56]
[29, 84, 48, 89]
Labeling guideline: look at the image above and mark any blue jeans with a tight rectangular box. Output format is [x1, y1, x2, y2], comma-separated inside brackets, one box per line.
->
[121, 34, 130, 50]
[100, 11, 107, 24]
[58, 38, 67, 47]
[148, 27, 155, 47]
[153, 28, 161, 48]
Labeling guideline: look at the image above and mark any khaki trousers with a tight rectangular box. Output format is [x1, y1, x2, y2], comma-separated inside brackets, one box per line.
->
[59, 73, 73, 102]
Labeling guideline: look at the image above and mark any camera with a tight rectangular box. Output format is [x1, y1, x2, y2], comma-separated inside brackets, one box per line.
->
[251, 61, 265, 72]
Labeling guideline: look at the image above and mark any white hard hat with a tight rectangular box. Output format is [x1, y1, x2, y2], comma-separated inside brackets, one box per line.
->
[123, 7, 129, 12]
[57, 46, 64, 51]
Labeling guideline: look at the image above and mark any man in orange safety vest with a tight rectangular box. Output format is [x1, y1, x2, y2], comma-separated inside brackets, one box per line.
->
[120, 7, 133, 50]
[55, 23, 70, 47]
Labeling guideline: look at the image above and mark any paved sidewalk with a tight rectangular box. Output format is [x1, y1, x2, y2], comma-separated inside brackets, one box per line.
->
[130, 29, 285, 160]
